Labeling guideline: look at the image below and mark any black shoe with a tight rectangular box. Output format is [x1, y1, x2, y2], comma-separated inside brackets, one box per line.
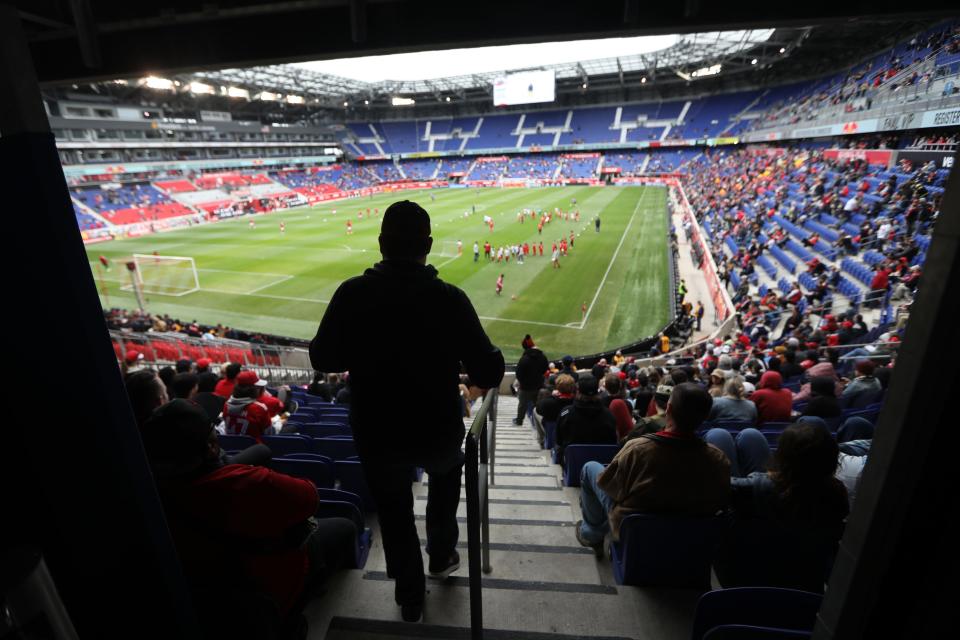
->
[513, 419, 523, 426]
[401, 604, 423, 623]
[428, 551, 461, 580]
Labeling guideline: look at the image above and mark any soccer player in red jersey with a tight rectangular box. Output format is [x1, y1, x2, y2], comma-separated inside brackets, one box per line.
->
[496, 273, 504, 296]
[346, 220, 353, 235]
[539, 241, 544, 256]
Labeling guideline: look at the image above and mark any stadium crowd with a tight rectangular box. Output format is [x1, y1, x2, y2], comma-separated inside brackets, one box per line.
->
[105, 307, 308, 347]
[681, 146, 940, 324]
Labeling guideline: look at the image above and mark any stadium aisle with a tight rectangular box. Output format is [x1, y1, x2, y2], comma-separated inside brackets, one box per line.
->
[312, 395, 699, 639]
[672, 206, 715, 344]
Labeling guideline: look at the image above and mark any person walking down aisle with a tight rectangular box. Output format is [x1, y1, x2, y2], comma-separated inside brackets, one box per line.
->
[310, 201, 505, 623]
[515, 334, 548, 427]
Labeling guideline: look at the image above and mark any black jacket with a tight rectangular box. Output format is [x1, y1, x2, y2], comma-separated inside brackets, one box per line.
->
[310, 260, 504, 462]
[515, 347, 548, 391]
[555, 398, 617, 464]
[536, 394, 574, 423]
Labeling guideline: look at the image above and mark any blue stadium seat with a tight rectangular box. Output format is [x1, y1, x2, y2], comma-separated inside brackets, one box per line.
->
[334, 460, 377, 512]
[610, 513, 729, 588]
[691, 587, 822, 640]
[261, 435, 313, 456]
[315, 487, 373, 569]
[562, 444, 620, 487]
[218, 433, 257, 452]
[841, 408, 881, 424]
[297, 422, 352, 438]
[270, 457, 335, 488]
[313, 436, 359, 460]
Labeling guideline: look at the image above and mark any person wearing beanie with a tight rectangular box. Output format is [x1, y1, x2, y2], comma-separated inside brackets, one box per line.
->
[141, 400, 356, 633]
[310, 199, 505, 622]
[559, 354, 579, 380]
[515, 334, 549, 430]
[802, 376, 842, 421]
[554, 376, 617, 465]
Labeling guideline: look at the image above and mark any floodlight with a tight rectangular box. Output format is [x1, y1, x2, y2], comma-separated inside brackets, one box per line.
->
[189, 81, 215, 94]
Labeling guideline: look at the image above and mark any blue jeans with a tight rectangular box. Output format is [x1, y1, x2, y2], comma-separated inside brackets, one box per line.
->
[704, 428, 771, 478]
[578, 461, 616, 544]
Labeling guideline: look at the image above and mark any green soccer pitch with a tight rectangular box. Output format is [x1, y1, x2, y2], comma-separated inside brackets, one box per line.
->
[87, 185, 670, 363]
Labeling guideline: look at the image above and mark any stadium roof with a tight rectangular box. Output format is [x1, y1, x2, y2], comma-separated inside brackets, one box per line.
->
[17, 0, 957, 87]
[186, 29, 777, 103]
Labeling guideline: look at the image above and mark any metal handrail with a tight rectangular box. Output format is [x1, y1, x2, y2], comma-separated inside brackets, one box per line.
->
[464, 387, 497, 640]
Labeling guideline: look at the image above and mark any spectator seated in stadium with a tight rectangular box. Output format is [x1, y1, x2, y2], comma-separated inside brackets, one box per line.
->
[836, 416, 874, 510]
[802, 376, 843, 421]
[124, 369, 169, 428]
[841, 359, 883, 405]
[621, 383, 673, 442]
[706, 369, 727, 398]
[554, 376, 617, 465]
[751, 371, 794, 425]
[307, 371, 334, 402]
[703, 427, 771, 478]
[223, 371, 278, 443]
[707, 378, 758, 425]
[139, 400, 357, 637]
[215, 363, 242, 399]
[535, 373, 576, 424]
[193, 371, 227, 425]
[792, 355, 843, 402]
[714, 418, 849, 593]
[575, 383, 730, 555]
[171, 372, 199, 400]
[601, 374, 635, 442]
[554, 354, 578, 380]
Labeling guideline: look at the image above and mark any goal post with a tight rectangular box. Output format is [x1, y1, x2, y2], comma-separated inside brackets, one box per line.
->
[125, 254, 200, 297]
[435, 240, 463, 258]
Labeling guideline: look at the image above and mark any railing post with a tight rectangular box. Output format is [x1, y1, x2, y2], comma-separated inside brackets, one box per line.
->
[464, 433, 483, 640]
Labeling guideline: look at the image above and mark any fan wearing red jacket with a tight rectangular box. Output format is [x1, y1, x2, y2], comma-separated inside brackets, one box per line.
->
[223, 370, 274, 442]
[140, 400, 356, 632]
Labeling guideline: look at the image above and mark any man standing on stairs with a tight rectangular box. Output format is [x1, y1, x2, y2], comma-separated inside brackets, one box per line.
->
[310, 200, 505, 623]
[514, 334, 548, 431]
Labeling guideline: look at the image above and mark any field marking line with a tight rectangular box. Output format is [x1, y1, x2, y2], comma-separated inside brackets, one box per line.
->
[477, 315, 578, 329]
[198, 267, 296, 278]
[579, 187, 648, 329]
[200, 287, 330, 304]
[435, 254, 461, 268]
[245, 274, 295, 295]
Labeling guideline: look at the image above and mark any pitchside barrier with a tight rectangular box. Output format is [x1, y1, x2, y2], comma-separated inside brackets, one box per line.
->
[111, 330, 314, 385]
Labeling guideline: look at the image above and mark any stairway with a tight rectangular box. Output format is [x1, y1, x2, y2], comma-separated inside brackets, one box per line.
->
[307, 395, 699, 639]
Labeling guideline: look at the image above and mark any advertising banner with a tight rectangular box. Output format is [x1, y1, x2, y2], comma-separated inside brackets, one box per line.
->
[920, 106, 960, 129]
[822, 149, 894, 166]
[894, 149, 956, 170]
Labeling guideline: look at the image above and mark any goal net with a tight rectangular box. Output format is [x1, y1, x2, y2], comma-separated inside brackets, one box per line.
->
[126, 254, 200, 297]
[435, 240, 463, 258]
